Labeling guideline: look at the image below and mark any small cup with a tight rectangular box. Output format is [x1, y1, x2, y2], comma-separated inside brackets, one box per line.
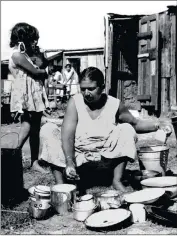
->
[129, 203, 146, 223]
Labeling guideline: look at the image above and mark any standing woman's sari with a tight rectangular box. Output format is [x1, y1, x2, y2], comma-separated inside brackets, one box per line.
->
[63, 67, 80, 96]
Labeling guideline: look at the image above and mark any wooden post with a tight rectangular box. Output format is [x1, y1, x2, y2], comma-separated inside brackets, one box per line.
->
[160, 12, 171, 116]
[170, 12, 177, 109]
[105, 22, 113, 95]
[53, 86, 57, 104]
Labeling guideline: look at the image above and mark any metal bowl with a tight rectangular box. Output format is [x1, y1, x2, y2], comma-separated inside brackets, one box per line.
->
[133, 170, 160, 182]
[94, 190, 121, 210]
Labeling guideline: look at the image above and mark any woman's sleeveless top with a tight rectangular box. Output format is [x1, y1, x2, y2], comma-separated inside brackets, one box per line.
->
[73, 93, 120, 146]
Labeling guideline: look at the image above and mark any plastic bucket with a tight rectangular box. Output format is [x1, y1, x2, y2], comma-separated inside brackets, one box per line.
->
[171, 116, 177, 141]
[138, 145, 169, 176]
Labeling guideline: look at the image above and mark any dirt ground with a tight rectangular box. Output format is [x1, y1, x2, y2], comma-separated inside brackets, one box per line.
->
[1, 118, 177, 235]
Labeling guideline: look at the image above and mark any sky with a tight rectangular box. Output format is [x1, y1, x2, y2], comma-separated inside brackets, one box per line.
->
[1, 1, 176, 60]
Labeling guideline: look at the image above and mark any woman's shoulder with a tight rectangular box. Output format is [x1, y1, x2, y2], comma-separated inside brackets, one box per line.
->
[72, 93, 82, 101]
[107, 94, 120, 102]
[106, 94, 120, 110]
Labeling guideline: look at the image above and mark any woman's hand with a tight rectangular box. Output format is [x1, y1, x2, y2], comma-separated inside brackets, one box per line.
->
[65, 164, 80, 180]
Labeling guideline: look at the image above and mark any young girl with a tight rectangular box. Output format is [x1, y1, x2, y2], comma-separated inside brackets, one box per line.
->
[9, 22, 49, 171]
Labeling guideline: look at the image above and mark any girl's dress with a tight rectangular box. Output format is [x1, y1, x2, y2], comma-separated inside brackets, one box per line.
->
[9, 46, 49, 113]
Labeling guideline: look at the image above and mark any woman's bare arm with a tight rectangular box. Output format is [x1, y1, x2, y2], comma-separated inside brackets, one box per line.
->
[116, 102, 159, 133]
[61, 97, 78, 165]
[12, 52, 47, 80]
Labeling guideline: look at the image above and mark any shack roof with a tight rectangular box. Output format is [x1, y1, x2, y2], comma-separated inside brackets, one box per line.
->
[45, 47, 104, 55]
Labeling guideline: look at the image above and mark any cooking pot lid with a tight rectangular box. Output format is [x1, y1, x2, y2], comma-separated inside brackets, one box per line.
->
[51, 184, 76, 192]
[80, 194, 93, 201]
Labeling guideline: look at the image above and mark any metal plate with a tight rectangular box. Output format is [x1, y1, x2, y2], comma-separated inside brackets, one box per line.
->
[85, 209, 130, 228]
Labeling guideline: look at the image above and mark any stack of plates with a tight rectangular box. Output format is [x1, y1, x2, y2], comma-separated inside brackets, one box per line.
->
[141, 177, 177, 198]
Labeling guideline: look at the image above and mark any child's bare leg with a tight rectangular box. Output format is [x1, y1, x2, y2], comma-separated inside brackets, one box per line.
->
[29, 112, 42, 168]
[17, 113, 31, 148]
[51, 165, 65, 184]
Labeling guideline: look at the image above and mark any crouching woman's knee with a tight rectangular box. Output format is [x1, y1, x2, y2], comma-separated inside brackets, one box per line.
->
[119, 123, 137, 142]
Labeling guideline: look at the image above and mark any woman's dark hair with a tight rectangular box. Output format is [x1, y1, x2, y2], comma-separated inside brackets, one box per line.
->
[80, 67, 104, 87]
[9, 22, 39, 48]
[65, 64, 72, 69]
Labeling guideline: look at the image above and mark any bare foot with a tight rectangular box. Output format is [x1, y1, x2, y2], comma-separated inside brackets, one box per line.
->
[31, 160, 50, 174]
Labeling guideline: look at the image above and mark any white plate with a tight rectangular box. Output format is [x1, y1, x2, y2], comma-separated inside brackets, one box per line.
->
[28, 186, 35, 195]
[124, 188, 165, 204]
[141, 177, 177, 188]
[85, 209, 131, 228]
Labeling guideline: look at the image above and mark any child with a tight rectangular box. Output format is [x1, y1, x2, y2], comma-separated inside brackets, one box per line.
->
[9, 22, 49, 171]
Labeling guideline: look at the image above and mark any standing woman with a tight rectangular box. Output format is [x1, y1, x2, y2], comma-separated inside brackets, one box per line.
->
[9, 22, 49, 171]
[63, 64, 80, 99]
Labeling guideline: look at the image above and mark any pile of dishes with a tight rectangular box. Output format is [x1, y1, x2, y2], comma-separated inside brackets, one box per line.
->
[26, 177, 177, 229]
[141, 176, 177, 198]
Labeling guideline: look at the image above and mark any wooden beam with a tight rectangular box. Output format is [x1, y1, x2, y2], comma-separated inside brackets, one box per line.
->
[141, 14, 157, 24]
[137, 31, 153, 40]
[110, 18, 132, 21]
[137, 53, 149, 59]
[137, 95, 151, 101]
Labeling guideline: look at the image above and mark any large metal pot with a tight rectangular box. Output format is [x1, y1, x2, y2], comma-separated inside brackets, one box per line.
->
[95, 190, 121, 210]
[29, 200, 50, 219]
[50, 184, 76, 215]
[138, 145, 169, 176]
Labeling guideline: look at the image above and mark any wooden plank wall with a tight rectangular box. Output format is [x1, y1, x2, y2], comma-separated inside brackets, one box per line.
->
[82, 53, 104, 75]
[64, 52, 104, 76]
[116, 51, 127, 100]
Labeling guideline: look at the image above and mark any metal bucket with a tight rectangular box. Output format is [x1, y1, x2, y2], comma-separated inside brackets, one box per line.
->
[50, 184, 76, 215]
[72, 202, 97, 222]
[138, 145, 169, 176]
[171, 116, 177, 141]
